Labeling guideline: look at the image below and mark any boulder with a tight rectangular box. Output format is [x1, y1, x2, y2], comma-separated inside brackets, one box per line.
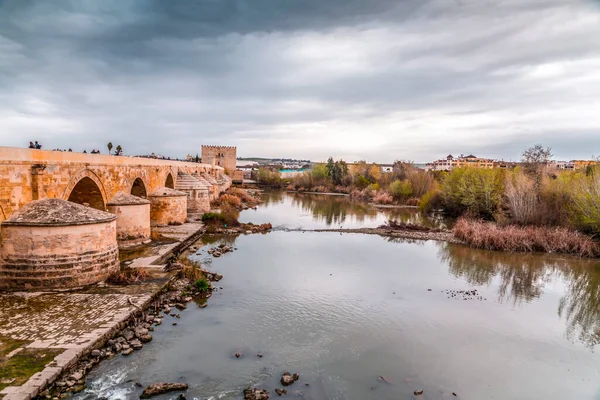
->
[139, 383, 189, 399]
[281, 372, 295, 387]
[244, 388, 269, 400]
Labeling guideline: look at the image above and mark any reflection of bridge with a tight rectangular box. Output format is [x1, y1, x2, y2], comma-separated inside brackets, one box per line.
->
[0, 147, 229, 221]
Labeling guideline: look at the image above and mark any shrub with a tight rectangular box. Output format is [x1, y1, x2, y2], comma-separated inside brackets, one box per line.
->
[219, 194, 242, 210]
[202, 212, 225, 224]
[389, 179, 413, 201]
[194, 278, 211, 293]
[453, 218, 599, 257]
[570, 169, 600, 235]
[419, 187, 443, 212]
[367, 183, 380, 192]
[373, 191, 393, 205]
[349, 188, 372, 202]
[354, 174, 370, 190]
[504, 170, 539, 224]
[256, 168, 282, 186]
[442, 167, 505, 219]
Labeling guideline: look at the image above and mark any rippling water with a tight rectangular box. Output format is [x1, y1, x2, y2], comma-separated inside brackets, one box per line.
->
[78, 193, 600, 400]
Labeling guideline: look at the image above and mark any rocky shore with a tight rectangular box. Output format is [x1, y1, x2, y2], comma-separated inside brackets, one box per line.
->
[35, 270, 221, 400]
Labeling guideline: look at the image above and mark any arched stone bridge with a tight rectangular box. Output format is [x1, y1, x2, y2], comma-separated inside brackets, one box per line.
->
[0, 147, 229, 221]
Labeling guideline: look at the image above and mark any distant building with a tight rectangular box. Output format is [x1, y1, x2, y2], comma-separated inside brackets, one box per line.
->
[425, 154, 499, 171]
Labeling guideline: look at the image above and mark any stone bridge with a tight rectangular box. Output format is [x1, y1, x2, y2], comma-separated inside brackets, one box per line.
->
[0, 147, 229, 222]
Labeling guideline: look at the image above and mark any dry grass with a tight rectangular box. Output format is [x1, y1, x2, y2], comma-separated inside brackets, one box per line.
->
[219, 194, 242, 209]
[228, 188, 260, 206]
[107, 267, 151, 285]
[453, 218, 599, 258]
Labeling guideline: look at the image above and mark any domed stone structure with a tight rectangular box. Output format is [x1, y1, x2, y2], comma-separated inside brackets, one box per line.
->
[175, 172, 211, 214]
[0, 199, 119, 290]
[148, 187, 187, 226]
[107, 192, 151, 248]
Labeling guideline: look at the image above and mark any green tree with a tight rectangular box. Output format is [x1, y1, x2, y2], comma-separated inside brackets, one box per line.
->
[115, 144, 123, 155]
[442, 167, 505, 219]
[107, 142, 113, 155]
[389, 179, 413, 201]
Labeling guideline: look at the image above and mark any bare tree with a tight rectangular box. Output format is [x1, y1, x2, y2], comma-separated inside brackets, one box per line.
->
[522, 144, 553, 164]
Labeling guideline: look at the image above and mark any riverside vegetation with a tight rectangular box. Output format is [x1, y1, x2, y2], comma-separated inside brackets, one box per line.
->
[268, 146, 600, 257]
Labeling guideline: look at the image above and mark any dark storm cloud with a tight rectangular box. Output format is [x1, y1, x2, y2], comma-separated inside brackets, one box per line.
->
[1, 0, 599, 161]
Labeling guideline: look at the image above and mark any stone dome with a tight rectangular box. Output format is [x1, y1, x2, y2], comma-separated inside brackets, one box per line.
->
[148, 186, 187, 197]
[107, 191, 150, 206]
[2, 198, 116, 227]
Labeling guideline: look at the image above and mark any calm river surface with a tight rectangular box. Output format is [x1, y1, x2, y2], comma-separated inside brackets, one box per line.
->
[78, 192, 600, 400]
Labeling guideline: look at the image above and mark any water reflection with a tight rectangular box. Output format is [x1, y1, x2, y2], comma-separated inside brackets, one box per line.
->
[250, 191, 448, 230]
[440, 242, 600, 348]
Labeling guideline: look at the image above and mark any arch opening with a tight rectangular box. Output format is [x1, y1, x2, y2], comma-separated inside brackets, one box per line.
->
[67, 177, 105, 211]
[165, 173, 174, 189]
[131, 178, 147, 198]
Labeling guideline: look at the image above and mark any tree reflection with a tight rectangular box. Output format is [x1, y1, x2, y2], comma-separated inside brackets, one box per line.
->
[287, 192, 444, 228]
[438, 242, 600, 349]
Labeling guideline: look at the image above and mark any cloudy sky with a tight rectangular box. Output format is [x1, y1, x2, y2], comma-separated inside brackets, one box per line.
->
[1, 0, 599, 163]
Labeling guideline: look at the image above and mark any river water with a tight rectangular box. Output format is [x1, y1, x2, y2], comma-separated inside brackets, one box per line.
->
[77, 191, 600, 400]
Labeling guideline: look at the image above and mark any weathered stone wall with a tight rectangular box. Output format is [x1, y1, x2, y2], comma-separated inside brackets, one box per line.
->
[149, 196, 187, 226]
[106, 204, 151, 248]
[0, 222, 119, 290]
[185, 189, 211, 214]
[201, 145, 237, 173]
[0, 147, 226, 220]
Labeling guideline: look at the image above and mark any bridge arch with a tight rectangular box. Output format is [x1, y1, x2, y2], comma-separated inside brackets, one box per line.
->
[165, 172, 175, 189]
[63, 169, 108, 211]
[131, 177, 148, 198]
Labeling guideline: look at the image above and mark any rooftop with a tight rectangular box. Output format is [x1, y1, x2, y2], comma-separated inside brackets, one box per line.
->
[3, 198, 116, 226]
[106, 192, 150, 206]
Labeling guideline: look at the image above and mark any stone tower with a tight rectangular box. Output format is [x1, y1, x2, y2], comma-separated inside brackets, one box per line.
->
[201, 145, 237, 173]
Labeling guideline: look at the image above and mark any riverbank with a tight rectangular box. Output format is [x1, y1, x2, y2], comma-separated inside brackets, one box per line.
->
[0, 220, 220, 400]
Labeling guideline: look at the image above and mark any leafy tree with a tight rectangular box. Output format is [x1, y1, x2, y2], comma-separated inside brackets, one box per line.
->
[107, 142, 113, 154]
[326, 157, 349, 186]
[442, 167, 505, 219]
[115, 144, 122, 155]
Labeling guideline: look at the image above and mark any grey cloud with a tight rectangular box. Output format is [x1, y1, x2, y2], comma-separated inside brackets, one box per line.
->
[0, 0, 599, 162]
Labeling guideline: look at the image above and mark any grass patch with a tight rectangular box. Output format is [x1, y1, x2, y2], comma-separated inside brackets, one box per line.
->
[194, 278, 210, 293]
[0, 347, 63, 390]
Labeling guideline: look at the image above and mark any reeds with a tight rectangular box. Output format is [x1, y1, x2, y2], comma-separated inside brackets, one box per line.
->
[453, 218, 599, 258]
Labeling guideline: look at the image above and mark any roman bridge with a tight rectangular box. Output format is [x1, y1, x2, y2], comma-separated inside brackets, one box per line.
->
[0, 146, 229, 222]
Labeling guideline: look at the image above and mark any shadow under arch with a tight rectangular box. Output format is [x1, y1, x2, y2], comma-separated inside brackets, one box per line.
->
[0, 204, 5, 223]
[165, 173, 175, 189]
[131, 177, 147, 198]
[63, 169, 107, 211]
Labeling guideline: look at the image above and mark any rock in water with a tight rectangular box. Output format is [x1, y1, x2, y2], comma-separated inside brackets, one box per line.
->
[281, 372, 295, 386]
[139, 383, 188, 398]
[244, 388, 269, 400]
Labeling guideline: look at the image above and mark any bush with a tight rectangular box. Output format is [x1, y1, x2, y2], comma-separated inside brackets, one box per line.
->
[349, 188, 372, 202]
[373, 191, 393, 205]
[453, 218, 599, 257]
[389, 179, 413, 201]
[504, 170, 539, 224]
[419, 187, 443, 212]
[570, 169, 600, 235]
[354, 174, 370, 190]
[367, 183, 380, 192]
[219, 194, 242, 210]
[202, 212, 225, 224]
[442, 167, 505, 219]
[256, 168, 282, 186]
